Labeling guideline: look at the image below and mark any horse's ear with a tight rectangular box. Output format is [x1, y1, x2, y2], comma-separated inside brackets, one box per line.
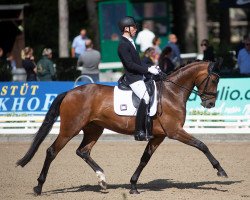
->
[212, 57, 223, 74]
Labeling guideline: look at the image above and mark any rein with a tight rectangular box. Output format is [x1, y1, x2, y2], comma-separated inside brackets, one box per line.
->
[164, 74, 217, 101]
[157, 65, 219, 116]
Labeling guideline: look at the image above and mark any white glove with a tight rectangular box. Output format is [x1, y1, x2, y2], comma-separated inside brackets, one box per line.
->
[148, 66, 159, 75]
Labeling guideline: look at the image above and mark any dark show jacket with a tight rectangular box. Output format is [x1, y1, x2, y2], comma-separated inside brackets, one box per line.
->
[22, 58, 37, 81]
[118, 36, 148, 84]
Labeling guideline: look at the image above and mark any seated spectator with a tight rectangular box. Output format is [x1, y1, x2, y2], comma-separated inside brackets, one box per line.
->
[165, 34, 182, 67]
[37, 48, 56, 81]
[237, 37, 250, 76]
[152, 36, 162, 64]
[158, 46, 175, 74]
[141, 47, 156, 66]
[200, 39, 215, 62]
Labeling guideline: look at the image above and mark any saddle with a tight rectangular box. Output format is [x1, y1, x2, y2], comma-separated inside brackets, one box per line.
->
[114, 75, 157, 116]
[117, 75, 155, 108]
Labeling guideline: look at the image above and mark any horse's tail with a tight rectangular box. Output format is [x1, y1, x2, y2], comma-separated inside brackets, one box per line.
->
[16, 92, 67, 167]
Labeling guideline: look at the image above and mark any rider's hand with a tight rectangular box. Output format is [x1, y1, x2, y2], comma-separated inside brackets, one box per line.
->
[148, 65, 160, 75]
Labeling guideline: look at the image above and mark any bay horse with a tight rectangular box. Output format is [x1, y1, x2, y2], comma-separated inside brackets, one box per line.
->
[17, 60, 228, 195]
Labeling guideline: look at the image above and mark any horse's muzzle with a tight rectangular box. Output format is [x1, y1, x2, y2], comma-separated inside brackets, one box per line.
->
[201, 101, 215, 109]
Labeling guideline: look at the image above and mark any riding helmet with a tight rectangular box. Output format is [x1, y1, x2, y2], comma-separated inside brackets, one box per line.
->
[118, 16, 137, 32]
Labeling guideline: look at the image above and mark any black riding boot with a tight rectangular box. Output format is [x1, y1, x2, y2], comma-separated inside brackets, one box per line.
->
[145, 114, 154, 140]
[134, 99, 153, 141]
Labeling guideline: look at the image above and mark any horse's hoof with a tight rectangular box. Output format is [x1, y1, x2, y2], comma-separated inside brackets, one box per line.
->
[33, 186, 42, 196]
[217, 170, 228, 178]
[129, 189, 140, 194]
[96, 171, 107, 190]
[99, 180, 107, 190]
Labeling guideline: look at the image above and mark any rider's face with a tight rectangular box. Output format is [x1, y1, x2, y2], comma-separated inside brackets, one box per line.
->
[125, 26, 137, 37]
[130, 26, 137, 37]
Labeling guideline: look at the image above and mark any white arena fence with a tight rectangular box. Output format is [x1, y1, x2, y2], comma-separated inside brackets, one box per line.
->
[0, 115, 249, 135]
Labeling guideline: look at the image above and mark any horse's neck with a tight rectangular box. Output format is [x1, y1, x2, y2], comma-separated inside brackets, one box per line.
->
[164, 62, 206, 102]
[171, 63, 199, 89]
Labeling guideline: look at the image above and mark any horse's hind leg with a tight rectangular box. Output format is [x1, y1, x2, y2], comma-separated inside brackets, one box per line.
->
[130, 136, 165, 194]
[76, 123, 106, 190]
[170, 128, 228, 178]
[33, 133, 74, 195]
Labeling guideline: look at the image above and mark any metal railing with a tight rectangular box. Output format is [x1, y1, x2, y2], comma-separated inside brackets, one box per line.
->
[74, 75, 94, 87]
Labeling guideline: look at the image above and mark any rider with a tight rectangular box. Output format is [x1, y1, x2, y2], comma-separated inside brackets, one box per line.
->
[117, 16, 160, 141]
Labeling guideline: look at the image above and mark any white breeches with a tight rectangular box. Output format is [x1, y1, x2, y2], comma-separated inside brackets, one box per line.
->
[129, 80, 150, 104]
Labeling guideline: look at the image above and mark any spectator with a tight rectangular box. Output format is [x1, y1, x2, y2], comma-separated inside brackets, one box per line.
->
[37, 48, 56, 81]
[77, 39, 101, 82]
[71, 28, 88, 58]
[200, 39, 215, 62]
[6, 53, 17, 72]
[135, 21, 155, 53]
[152, 36, 162, 64]
[111, 33, 119, 41]
[165, 34, 181, 67]
[141, 47, 156, 66]
[0, 47, 6, 67]
[236, 35, 248, 58]
[21, 47, 37, 81]
[158, 46, 175, 74]
[0, 47, 12, 81]
[237, 37, 250, 76]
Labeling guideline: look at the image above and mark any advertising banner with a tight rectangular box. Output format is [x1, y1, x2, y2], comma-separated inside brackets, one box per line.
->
[0, 82, 74, 115]
[0, 78, 249, 115]
[187, 78, 250, 115]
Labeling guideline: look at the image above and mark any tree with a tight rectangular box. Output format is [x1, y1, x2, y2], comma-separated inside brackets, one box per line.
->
[58, 0, 69, 57]
[172, 0, 196, 53]
[195, 0, 208, 53]
[86, 0, 100, 50]
[219, 1, 230, 46]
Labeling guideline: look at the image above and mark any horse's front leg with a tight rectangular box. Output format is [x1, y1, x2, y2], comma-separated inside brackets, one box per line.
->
[130, 136, 165, 194]
[170, 128, 228, 178]
[76, 124, 107, 190]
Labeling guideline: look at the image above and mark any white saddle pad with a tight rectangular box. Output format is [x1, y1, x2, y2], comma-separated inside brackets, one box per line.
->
[114, 82, 157, 116]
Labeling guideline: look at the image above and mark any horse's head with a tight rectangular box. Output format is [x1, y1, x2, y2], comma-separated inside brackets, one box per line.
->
[195, 59, 222, 108]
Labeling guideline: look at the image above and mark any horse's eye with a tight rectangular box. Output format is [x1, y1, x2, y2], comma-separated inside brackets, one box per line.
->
[212, 78, 219, 84]
[211, 75, 219, 84]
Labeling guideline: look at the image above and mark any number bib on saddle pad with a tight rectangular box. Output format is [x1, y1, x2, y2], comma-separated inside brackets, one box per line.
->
[113, 81, 157, 116]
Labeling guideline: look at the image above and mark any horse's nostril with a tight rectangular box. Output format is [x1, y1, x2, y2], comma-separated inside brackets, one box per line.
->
[209, 102, 215, 107]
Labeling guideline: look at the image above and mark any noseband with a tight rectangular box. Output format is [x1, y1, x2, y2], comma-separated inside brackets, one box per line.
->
[196, 72, 219, 101]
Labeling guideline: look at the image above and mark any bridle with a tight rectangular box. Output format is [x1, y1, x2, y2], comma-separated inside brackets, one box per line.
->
[157, 64, 220, 116]
[158, 63, 220, 103]
[194, 71, 220, 101]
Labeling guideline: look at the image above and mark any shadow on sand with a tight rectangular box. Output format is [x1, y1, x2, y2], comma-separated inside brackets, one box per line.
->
[40, 179, 242, 196]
